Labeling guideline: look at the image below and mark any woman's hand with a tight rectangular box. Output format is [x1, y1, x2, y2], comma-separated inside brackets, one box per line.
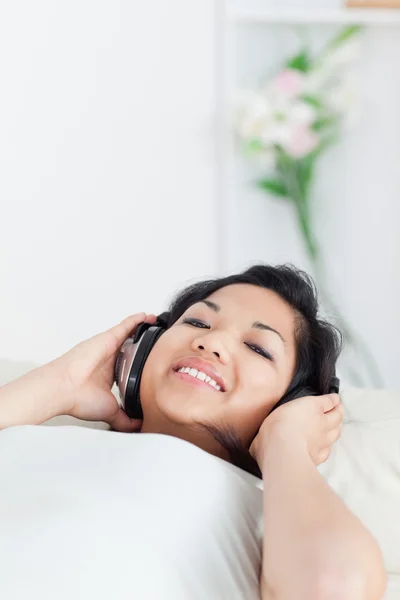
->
[49, 312, 157, 432]
[250, 393, 344, 468]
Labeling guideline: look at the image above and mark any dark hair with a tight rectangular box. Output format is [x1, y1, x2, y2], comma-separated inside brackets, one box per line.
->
[158, 264, 342, 479]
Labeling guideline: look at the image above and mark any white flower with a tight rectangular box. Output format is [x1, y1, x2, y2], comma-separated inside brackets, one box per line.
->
[235, 82, 321, 159]
[269, 122, 293, 146]
[235, 27, 362, 167]
[235, 90, 273, 140]
[290, 101, 317, 126]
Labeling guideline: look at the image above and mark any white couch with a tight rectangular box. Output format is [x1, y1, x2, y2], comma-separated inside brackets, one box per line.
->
[1, 358, 399, 599]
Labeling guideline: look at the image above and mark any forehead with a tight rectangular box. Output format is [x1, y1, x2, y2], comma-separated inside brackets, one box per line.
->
[206, 283, 297, 340]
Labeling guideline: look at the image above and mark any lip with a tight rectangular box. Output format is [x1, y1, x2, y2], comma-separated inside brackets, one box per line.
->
[172, 356, 226, 392]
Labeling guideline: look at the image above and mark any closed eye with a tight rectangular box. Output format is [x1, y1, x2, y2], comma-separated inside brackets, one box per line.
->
[245, 343, 274, 362]
[183, 318, 210, 329]
[183, 319, 274, 361]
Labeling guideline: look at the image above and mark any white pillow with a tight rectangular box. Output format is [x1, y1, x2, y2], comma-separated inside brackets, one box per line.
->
[42, 386, 400, 598]
[0, 426, 263, 600]
[1, 355, 400, 598]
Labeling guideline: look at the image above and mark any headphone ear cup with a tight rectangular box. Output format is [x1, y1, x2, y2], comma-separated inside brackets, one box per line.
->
[330, 376, 340, 394]
[125, 326, 164, 419]
[115, 326, 165, 419]
[114, 352, 125, 385]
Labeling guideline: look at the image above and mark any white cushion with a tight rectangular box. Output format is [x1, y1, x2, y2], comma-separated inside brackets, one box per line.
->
[1, 358, 400, 598]
[0, 426, 263, 600]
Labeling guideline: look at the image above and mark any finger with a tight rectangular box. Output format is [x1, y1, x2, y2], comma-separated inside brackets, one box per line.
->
[324, 428, 342, 453]
[145, 314, 157, 322]
[109, 313, 148, 345]
[108, 408, 143, 433]
[121, 313, 157, 334]
[328, 423, 342, 444]
[324, 404, 343, 428]
[318, 447, 331, 465]
[322, 393, 340, 413]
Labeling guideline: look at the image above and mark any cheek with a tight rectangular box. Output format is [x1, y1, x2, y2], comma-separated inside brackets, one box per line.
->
[228, 357, 294, 428]
[237, 357, 281, 401]
[239, 345, 296, 398]
[140, 328, 185, 397]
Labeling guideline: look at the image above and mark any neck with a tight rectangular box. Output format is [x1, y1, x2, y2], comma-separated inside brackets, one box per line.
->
[141, 416, 231, 462]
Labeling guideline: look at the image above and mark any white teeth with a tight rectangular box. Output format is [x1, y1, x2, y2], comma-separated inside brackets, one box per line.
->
[176, 366, 223, 391]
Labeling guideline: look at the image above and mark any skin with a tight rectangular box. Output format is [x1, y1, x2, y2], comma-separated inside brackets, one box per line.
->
[140, 283, 298, 457]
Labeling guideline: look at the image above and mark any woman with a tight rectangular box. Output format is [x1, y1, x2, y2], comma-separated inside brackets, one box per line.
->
[0, 264, 386, 600]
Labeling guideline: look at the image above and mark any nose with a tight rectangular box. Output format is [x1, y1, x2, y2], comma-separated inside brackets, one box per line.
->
[191, 331, 230, 364]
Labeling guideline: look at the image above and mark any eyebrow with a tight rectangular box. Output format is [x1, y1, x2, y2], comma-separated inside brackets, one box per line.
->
[200, 300, 287, 344]
[201, 299, 220, 312]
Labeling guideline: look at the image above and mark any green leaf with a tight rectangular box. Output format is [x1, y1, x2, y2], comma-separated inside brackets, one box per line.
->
[244, 138, 264, 154]
[301, 95, 324, 110]
[328, 25, 363, 50]
[312, 116, 339, 132]
[257, 178, 288, 198]
[286, 49, 312, 73]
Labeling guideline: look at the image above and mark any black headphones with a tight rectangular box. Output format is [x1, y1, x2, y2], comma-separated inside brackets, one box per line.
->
[114, 314, 340, 420]
[114, 315, 168, 419]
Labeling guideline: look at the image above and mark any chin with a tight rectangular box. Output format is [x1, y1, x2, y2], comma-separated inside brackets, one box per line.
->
[158, 386, 222, 426]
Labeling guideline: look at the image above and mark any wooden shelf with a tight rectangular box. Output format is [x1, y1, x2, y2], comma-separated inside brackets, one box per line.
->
[228, 7, 400, 24]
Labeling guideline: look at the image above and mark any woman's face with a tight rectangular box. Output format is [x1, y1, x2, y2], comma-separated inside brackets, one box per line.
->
[140, 284, 297, 448]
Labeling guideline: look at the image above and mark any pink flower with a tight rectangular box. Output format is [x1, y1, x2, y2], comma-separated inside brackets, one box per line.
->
[272, 69, 304, 100]
[283, 125, 319, 159]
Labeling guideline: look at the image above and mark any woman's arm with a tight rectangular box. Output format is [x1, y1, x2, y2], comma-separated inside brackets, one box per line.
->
[258, 426, 386, 600]
[0, 363, 69, 429]
[0, 313, 155, 431]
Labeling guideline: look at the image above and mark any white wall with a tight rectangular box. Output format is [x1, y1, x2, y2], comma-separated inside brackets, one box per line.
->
[1, 0, 398, 391]
[0, 1, 217, 364]
[223, 18, 400, 389]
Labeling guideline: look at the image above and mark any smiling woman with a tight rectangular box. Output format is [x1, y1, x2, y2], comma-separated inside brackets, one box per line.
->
[139, 264, 342, 478]
[0, 263, 386, 600]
